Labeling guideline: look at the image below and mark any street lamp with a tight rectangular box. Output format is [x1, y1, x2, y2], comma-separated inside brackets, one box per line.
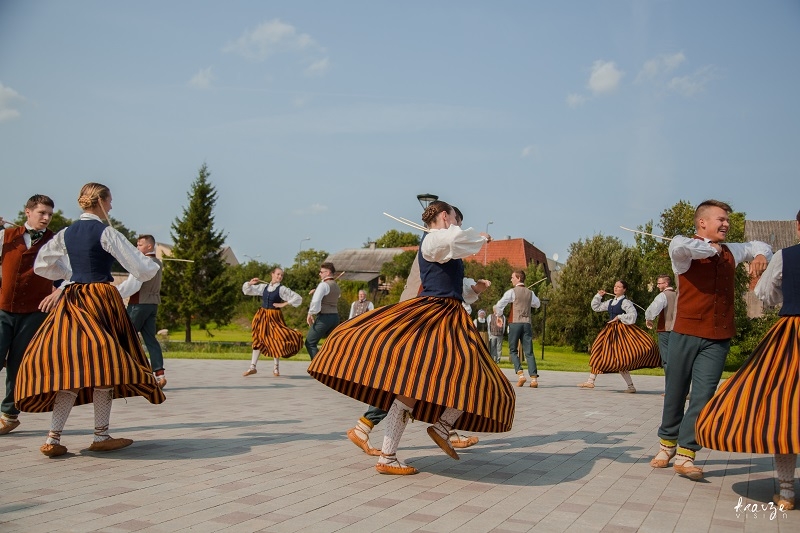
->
[416, 193, 438, 210]
[243, 254, 261, 263]
[484, 221, 493, 265]
[299, 237, 311, 251]
[540, 298, 550, 360]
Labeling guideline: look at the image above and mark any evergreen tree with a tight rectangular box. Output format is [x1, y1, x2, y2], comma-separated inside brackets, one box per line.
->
[160, 164, 237, 341]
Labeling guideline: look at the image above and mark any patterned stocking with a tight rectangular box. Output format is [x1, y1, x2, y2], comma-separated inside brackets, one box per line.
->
[378, 399, 413, 461]
[46, 390, 78, 444]
[93, 388, 113, 442]
[431, 408, 463, 440]
[775, 453, 797, 501]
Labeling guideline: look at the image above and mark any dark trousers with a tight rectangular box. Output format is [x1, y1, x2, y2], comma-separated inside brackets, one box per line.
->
[508, 322, 538, 377]
[0, 309, 47, 416]
[305, 313, 339, 360]
[658, 331, 729, 451]
[658, 331, 671, 368]
[363, 405, 388, 426]
[127, 303, 164, 372]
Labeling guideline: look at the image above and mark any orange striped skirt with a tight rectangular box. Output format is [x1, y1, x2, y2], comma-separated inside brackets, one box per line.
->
[696, 316, 800, 454]
[307, 296, 515, 433]
[15, 283, 166, 413]
[251, 308, 303, 358]
[589, 321, 661, 373]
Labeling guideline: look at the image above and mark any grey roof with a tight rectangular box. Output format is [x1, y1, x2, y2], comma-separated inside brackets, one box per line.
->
[744, 220, 797, 251]
[325, 248, 408, 282]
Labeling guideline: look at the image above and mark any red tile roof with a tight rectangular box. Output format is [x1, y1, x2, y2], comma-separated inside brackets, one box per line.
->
[465, 238, 550, 275]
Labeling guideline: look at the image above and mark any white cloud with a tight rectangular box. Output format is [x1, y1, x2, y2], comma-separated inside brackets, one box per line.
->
[0, 82, 24, 122]
[566, 93, 587, 108]
[305, 57, 330, 77]
[188, 67, 214, 89]
[224, 19, 319, 61]
[668, 65, 717, 97]
[520, 145, 539, 158]
[293, 203, 328, 215]
[588, 60, 623, 94]
[636, 52, 686, 83]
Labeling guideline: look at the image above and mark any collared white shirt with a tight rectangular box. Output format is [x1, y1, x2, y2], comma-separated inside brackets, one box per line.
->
[495, 284, 541, 315]
[644, 288, 675, 322]
[0, 223, 39, 259]
[242, 281, 303, 307]
[591, 294, 637, 324]
[755, 249, 784, 307]
[308, 279, 333, 315]
[669, 235, 772, 275]
[421, 225, 486, 263]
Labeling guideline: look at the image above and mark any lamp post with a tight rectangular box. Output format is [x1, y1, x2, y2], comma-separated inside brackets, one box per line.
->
[540, 298, 549, 360]
[416, 193, 438, 210]
[484, 221, 493, 265]
[299, 237, 311, 252]
[243, 254, 260, 263]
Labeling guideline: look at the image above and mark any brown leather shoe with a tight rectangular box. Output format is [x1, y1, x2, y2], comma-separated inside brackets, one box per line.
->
[88, 437, 133, 452]
[243, 367, 257, 376]
[0, 417, 20, 435]
[450, 434, 479, 449]
[273, 368, 280, 377]
[774, 494, 795, 511]
[624, 386, 636, 393]
[577, 381, 595, 389]
[427, 426, 459, 460]
[673, 462, 703, 480]
[40, 443, 68, 457]
[156, 376, 167, 389]
[530, 379, 538, 388]
[375, 459, 418, 475]
[347, 428, 381, 456]
[650, 454, 673, 468]
[516, 373, 526, 387]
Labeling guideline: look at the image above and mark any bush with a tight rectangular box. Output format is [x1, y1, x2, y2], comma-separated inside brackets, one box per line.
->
[725, 309, 780, 370]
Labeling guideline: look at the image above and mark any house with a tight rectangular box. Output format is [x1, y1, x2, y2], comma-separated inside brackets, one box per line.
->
[467, 237, 551, 279]
[325, 245, 409, 292]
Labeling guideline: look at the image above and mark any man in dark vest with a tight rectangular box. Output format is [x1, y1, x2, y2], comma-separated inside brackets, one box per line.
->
[116, 234, 166, 388]
[0, 194, 60, 434]
[488, 305, 506, 363]
[306, 262, 341, 360]
[645, 274, 677, 368]
[650, 200, 771, 480]
[348, 289, 374, 319]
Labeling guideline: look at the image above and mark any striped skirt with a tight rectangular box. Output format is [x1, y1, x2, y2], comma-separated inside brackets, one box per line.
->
[307, 296, 516, 433]
[696, 316, 800, 454]
[251, 308, 303, 358]
[15, 283, 166, 413]
[589, 321, 661, 373]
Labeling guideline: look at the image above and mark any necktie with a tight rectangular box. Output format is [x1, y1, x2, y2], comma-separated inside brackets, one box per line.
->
[29, 229, 44, 243]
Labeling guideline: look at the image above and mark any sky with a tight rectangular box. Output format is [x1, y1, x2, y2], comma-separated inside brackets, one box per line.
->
[1, 1, 799, 268]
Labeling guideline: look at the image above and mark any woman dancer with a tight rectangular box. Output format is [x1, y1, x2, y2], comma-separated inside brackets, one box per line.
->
[308, 200, 515, 475]
[696, 210, 799, 510]
[578, 280, 660, 392]
[242, 267, 303, 377]
[16, 182, 165, 457]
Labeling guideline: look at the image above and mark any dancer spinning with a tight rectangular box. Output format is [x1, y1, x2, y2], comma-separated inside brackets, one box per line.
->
[15, 183, 165, 457]
[242, 267, 303, 377]
[696, 209, 799, 509]
[578, 280, 660, 392]
[309, 200, 515, 475]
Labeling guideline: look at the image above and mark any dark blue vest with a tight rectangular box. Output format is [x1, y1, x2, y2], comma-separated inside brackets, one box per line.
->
[64, 219, 115, 283]
[262, 285, 285, 309]
[780, 244, 800, 316]
[418, 234, 464, 301]
[608, 297, 626, 319]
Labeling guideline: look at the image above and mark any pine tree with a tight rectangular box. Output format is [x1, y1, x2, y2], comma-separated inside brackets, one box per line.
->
[160, 164, 236, 342]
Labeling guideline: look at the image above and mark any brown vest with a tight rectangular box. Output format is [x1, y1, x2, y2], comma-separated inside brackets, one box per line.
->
[0, 226, 55, 313]
[351, 299, 371, 317]
[511, 285, 533, 323]
[129, 256, 162, 305]
[656, 288, 677, 333]
[672, 243, 736, 340]
[320, 280, 340, 314]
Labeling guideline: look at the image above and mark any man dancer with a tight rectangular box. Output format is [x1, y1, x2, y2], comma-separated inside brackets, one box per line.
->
[0, 195, 58, 434]
[117, 235, 166, 388]
[496, 270, 541, 387]
[305, 262, 340, 360]
[645, 274, 677, 368]
[346, 205, 481, 454]
[650, 200, 771, 480]
[488, 305, 506, 363]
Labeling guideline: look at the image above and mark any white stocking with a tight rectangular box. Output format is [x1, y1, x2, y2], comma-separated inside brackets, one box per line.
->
[775, 453, 797, 500]
[379, 399, 413, 460]
[93, 388, 113, 442]
[249, 349, 260, 367]
[47, 390, 78, 444]
[431, 408, 463, 439]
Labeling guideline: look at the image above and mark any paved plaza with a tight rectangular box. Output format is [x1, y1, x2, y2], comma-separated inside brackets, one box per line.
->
[1, 359, 797, 532]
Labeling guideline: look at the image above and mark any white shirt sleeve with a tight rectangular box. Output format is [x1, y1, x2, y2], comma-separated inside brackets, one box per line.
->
[278, 285, 303, 307]
[242, 282, 267, 297]
[100, 227, 159, 282]
[495, 288, 515, 314]
[619, 298, 637, 324]
[590, 293, 609, 312]
[421, 225, 486, 263]
[530, 290, 541, 309]
[670, 235, 773, 275]
[348, 302, 357, 320]
[308, 281, 330, 315]
[725, 240, 773, 265]
[33, 229, 72, 281]
[116, 273, 143, 299]
[754, 249, 783, 307]
[645, 292, 668, 322]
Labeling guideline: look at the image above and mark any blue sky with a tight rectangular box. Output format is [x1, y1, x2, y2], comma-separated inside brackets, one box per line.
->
[1, 1, 798, 267]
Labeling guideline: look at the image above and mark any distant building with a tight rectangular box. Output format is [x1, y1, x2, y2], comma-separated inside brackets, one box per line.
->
[325, 246, 409, 293]
[744, 219, 796, 317]
[467, 237, 551, 279]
